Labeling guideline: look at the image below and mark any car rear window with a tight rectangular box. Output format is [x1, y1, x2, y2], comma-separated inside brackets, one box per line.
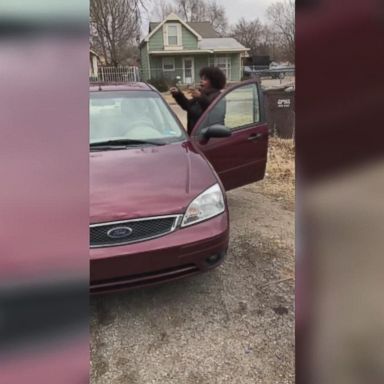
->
[90, 91, 186, 144]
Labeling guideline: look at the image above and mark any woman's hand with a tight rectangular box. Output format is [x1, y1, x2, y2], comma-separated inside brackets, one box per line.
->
[188, 88, 201, 98]
[169, 87, 180, 96]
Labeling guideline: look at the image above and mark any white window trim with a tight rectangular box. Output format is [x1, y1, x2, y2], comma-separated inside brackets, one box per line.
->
[214, 56, 231, 80]
[164, 23, 182, 50]
[162, 57, 175, 72]
[214, 56, 230, 67]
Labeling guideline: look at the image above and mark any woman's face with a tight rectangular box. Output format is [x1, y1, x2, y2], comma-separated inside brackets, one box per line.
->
[200, 76, 211, 90]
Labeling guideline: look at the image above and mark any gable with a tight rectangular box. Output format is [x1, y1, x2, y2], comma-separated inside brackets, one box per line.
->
[144, 13, 201, 41]
[180, 22, 198, 49]
[150, 21, 219, 38]
[148, 21, 198, 51]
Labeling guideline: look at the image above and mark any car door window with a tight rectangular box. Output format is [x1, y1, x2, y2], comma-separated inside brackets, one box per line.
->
[197, 83, 260, 133]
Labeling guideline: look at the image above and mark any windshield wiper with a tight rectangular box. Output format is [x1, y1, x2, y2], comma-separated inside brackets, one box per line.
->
[90, 139, 165, 147]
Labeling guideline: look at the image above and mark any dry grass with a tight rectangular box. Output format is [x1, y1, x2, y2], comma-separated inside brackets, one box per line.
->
[261, 137, 295, 209]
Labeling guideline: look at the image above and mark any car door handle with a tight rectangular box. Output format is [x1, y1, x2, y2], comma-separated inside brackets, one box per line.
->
[247, 133, 263, 141]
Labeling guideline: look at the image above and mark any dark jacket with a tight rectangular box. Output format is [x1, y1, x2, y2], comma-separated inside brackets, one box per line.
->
[172, 88, 221, 135]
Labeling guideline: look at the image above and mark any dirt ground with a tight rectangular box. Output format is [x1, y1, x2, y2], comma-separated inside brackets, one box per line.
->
[90, 101, 295, 384]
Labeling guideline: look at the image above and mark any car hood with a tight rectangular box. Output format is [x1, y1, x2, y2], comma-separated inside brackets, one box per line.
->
[90, 141, 218, 223]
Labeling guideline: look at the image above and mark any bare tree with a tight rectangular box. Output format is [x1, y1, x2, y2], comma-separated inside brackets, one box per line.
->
[261, 24, 286, 61]
[206, 0, 228, 36]
[90, 0, 146, 66]
[151, 0, 176, 21]
[230, 18, 265, 57]
[174, 0, 207, 22]
[153, 0, 228, 35]
[266, 0, 295, 62]
[230, 17, 289, 62]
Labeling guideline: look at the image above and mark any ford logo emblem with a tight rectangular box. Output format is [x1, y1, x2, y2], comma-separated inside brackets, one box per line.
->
[107, 226, 133, 239]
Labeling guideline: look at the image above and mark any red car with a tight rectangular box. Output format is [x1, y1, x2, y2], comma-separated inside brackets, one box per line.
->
[90, 80, 268, 293]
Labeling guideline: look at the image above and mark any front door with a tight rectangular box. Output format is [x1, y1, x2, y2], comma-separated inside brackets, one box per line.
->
[190, 80, 268, 191]
[183, 57, 194, 85]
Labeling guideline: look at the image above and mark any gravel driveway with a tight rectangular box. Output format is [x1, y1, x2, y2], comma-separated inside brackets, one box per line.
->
[91, 182, 295, 383]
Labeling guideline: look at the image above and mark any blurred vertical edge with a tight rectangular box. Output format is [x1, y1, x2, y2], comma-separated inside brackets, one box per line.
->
[296, 0, 384, 180]
[296, 1, 384, 383]
[0, 2, 89, 384]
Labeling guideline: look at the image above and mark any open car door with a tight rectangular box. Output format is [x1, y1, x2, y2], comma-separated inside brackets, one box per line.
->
[190, 80, 269, 191]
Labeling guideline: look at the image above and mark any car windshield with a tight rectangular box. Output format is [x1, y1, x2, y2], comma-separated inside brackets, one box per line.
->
[90, 90, 186, 145]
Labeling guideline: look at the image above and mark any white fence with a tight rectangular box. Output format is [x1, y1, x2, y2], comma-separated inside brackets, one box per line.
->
[90, 66, 141, 83]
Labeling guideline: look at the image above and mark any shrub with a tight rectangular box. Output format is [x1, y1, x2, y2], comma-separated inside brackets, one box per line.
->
[147, 76, 179, 92]
[147, 78, 169, 92]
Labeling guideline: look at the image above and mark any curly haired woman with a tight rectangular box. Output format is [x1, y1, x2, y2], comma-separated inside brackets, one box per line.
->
[170, 66, 226, 135]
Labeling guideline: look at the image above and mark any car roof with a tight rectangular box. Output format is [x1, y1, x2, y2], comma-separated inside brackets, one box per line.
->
[89, 82, 154, 92]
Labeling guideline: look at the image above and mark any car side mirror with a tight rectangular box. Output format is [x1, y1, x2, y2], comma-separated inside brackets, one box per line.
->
[201, 124, 232, 140]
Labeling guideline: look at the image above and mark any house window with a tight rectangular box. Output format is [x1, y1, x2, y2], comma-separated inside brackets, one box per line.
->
[214, 56, 231, 80]
[162, 57, 175, 71]
[164, 23, 182, 48]
[168, 25, 178, 45]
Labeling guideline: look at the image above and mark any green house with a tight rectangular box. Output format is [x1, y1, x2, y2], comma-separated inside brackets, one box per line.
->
[140, 13, 249, 85]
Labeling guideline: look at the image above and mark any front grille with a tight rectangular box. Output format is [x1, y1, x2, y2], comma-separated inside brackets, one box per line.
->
[90, 215, 181, 248]
[90, 264, 198, 293]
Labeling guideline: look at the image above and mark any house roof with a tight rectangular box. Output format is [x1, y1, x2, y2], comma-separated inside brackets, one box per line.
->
[187, 22, 220, 38]
[198, 38, 248, 51]
[149, 22, 159, 32]
[149, 21, 220, 38]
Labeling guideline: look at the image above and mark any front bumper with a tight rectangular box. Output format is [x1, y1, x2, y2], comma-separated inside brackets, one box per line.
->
[90, 212, 229, 293]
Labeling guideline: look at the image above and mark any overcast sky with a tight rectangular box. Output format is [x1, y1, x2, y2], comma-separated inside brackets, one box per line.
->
[142, 0, 276, 33]
[217, 0, 274, 24]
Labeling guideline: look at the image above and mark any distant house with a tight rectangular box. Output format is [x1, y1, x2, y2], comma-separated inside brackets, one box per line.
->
[140, 13, 249, 84]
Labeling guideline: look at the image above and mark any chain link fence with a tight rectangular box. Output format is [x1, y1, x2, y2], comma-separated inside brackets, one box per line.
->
[243, 66, 295, 81]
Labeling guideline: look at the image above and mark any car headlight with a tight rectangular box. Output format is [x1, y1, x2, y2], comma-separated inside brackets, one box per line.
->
[181, 184, 225, 227]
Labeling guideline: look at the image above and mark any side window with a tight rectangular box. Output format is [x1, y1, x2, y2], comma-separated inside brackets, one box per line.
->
[214, 56, 231, 79]
[198, 84, 260, 133]
[225, 84, 260, 129]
